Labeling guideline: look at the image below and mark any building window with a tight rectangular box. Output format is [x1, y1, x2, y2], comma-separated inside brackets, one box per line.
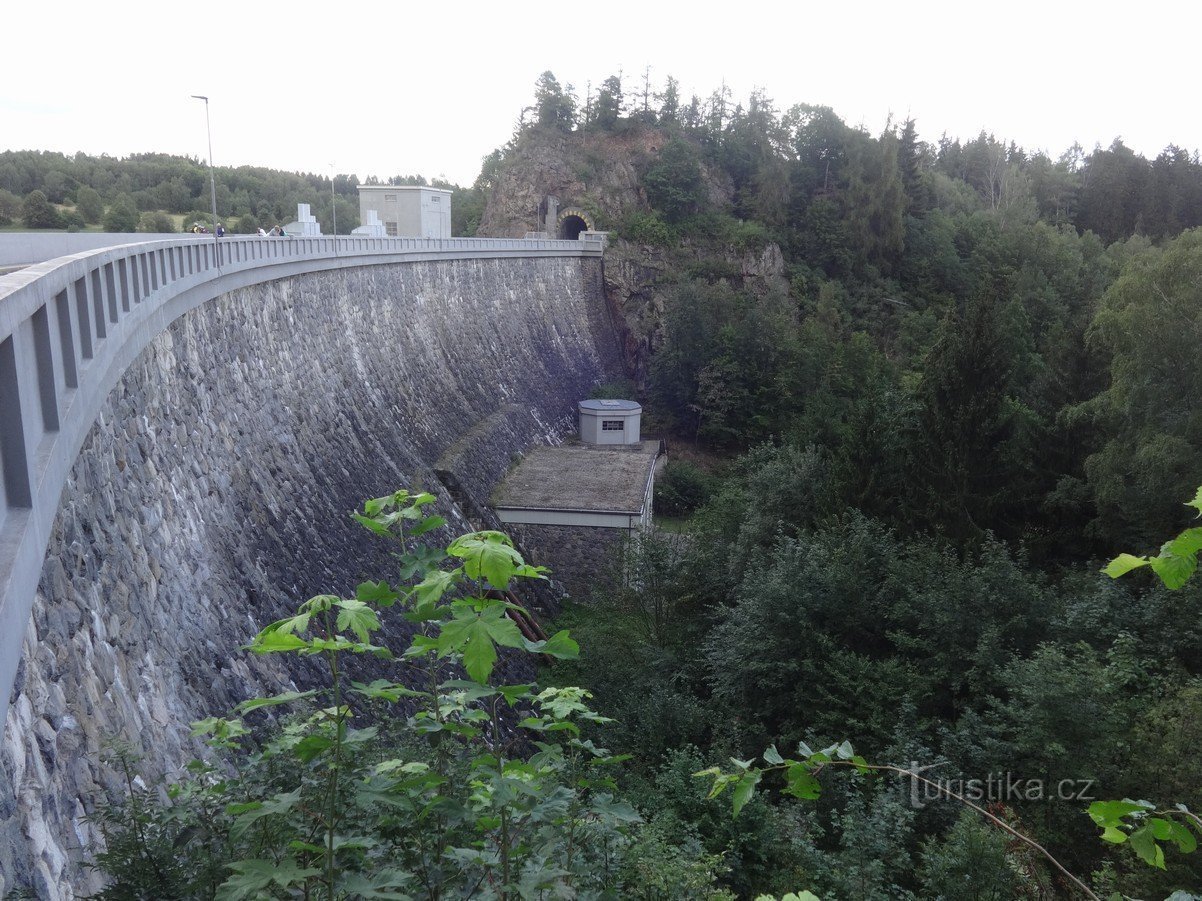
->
[384, 194, 396, 202]
[601, 420, 624, 431]
[385, 222, 397, 236]
[431, 196, 440, 203]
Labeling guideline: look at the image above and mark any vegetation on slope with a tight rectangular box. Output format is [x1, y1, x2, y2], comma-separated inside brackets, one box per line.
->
[59, 70, 1202, 899]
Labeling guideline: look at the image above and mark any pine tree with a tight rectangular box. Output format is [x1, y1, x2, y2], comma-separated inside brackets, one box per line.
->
[916, 289, 1030, 540]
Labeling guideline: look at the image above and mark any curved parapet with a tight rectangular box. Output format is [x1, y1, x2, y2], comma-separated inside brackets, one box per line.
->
[0, 235, 600, 724]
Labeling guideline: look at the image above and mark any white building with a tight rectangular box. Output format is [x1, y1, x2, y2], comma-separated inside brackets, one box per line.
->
[357, 185, 452, 238]
[578, 399, 642, 446]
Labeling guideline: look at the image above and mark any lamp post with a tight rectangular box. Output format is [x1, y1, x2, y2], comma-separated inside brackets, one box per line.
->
[330, 163, 338, 253]
[190, 94, 220, 265]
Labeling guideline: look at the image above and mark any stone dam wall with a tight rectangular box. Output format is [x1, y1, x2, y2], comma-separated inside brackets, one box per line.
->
[0, 254, 621, 897]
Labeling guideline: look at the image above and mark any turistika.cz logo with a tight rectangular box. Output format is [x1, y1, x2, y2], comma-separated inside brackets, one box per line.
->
[908, 761, 1097, 809]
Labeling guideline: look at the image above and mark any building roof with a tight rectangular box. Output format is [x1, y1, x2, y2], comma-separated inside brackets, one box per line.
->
[579, 398, 641, 412]
[357, 185, 453, 195]
[493, 441, 659, 514]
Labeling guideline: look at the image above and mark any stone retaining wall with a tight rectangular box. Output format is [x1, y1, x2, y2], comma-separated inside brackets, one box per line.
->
[0, 254, 621, 897]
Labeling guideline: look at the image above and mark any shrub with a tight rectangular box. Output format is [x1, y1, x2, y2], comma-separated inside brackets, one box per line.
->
[621, 210, 671, 246]
[654, 460, 715, 518]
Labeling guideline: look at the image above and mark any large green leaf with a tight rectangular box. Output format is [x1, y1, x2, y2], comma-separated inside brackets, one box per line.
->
[336, 599, 381, 642]
[236, 691, 317, 714]
[408, 569, 458, 617]
[1102, 553, 1149, 579]
[1167, 527, 1202, 558]
[249, 630, 310, 654]
[784, 763, 821, 800]
[1186, 486, 1202, 517]
[438, 614, 498, 683]
[229, 791, 302, 841]
[1150, 552, 1197, 590]
[218, 858, 322, 899]
[1128, 825, 1167, 869]
[356, 580, 399, 607]
[731, 771, 761, 817]
[447, 531, 526, 588]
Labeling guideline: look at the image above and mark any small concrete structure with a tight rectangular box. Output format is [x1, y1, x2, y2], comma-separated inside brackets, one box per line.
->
[493, 440, 659, 531]
[352, 209, 388, 237]
[358, 185, 452, 238]
[579, 398, 641, 445]
[284, 203, 322, 237]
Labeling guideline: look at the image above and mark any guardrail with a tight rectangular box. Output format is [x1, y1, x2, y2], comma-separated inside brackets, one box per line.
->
[0, 235, 602, 722]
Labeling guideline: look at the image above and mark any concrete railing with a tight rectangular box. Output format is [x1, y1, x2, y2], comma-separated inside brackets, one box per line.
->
[0, 235, 602, 722]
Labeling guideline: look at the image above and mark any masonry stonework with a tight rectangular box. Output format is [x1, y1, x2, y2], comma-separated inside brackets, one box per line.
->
[0, 255, 622, 897]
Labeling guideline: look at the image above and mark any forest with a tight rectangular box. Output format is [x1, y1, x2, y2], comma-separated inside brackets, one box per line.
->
[13, 71, 1202, 899]
[0, 150, 479, 237]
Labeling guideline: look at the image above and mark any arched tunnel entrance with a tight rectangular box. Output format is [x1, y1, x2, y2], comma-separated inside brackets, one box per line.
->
[557, 208, 593, 240]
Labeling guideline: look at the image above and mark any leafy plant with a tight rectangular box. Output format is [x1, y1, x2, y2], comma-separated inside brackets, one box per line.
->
[98, 490, 652, 900]
[695, 740, 1103, 900]
[1104, 487, 1202, 589]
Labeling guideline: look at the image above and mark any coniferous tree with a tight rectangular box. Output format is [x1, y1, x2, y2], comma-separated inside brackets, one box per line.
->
[897, 117, 930, 217]
[594, 74, 623, 128]
[533, 71, 576, 131]
[915, 289, 1029, 540]
[658, 76, 680, 125]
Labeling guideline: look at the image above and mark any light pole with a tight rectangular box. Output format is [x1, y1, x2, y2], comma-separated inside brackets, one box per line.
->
[190, 95, 220, 265]
[329, 163, 338, 253]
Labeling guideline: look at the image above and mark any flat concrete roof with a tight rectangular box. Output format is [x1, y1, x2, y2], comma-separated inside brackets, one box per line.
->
[358, 185, 453, 195]
[493, 440, 660, 514]
[579, 398, 640, 412]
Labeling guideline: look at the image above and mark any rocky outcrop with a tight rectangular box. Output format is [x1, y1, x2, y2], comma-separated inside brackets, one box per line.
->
[476, 125, 788, 385]
[0, 255, 622, 898]
[477, 125, 732, 238]
[602, 239, 790, 388]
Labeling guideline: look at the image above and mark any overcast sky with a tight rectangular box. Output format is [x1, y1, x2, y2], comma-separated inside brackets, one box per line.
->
[3, 1, 1197, 187]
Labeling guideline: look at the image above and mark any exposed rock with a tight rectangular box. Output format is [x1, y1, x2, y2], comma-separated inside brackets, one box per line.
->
[478, 125, 732, 238]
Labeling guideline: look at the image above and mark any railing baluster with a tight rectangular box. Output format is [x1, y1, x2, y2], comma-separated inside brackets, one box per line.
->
[117, 259, 131, 312]
[54, 289, 78, 389]
[74, 276, 93, 359]
[104, 263, 118, 323]
[90, 269, 107, 338]
[30, 305, 59, 433]
[0, 335, 32, 508]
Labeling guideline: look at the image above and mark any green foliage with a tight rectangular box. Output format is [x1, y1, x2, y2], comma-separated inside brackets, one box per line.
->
[1086, 230, 1202, 548]
[75, 185, 104, 223]
[20, 189, 63, 228]
[136, 211, 174, 233]
[532, 71, 576, 131]
[644, 138, 706, 223]
[653, 459, 715, 518]
[0, 188, 19, 225]
[95, 491, 751, 900]
[916, 811, 1021, 899]
[650, 281, 801, 447]
[102, 195, 139, 232]
[620, 210, 671, 245]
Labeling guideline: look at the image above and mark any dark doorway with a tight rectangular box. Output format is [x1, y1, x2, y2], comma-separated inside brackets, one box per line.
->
[558, 215, 588, 240]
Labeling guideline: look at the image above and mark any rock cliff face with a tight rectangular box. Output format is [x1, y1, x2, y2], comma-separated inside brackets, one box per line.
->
[0, 255, 622, 898]
[476, 126, 788, 386]
[478, 125, 733, 239]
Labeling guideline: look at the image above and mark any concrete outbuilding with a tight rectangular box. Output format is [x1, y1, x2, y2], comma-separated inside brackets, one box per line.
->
[357, 185, 452, 238]
[579, 399, 641, 445]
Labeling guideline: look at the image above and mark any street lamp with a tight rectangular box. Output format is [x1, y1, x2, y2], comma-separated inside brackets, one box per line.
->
[330, 162, 338, 252]
[190, 94, 220, 265]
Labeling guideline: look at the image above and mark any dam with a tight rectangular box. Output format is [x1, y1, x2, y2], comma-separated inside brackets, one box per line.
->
[0, 234, 622, 896]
